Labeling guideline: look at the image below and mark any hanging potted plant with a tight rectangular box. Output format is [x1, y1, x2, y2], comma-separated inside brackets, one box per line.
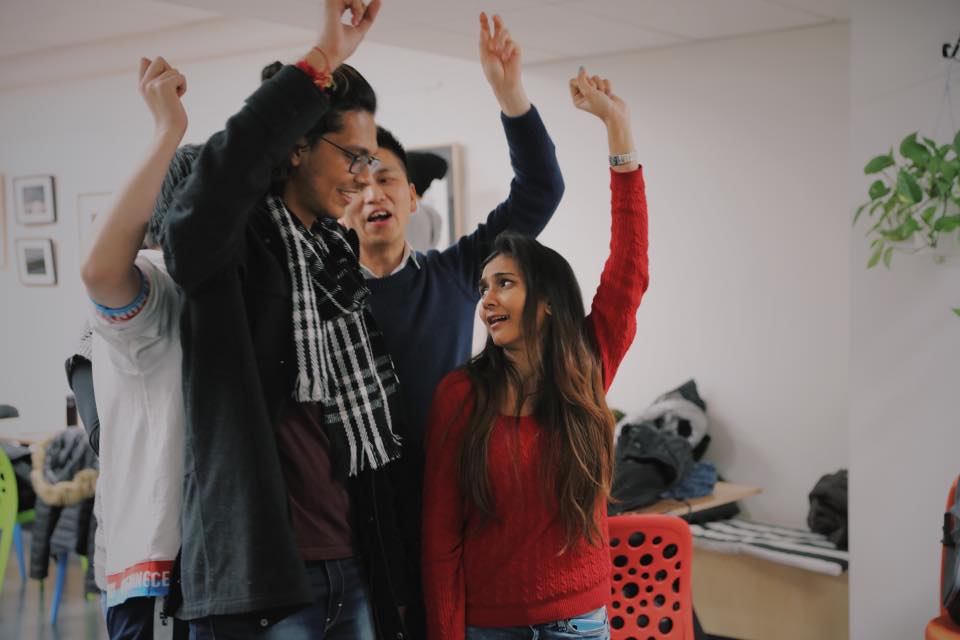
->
[855, 130, 960, 316]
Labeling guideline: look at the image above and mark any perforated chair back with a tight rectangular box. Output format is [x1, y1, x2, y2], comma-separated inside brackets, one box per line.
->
[926, 477, 960, 639]
[607, 514, 694, 640]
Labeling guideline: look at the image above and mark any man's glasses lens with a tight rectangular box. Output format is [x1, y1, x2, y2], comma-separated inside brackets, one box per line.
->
[349, 155, 381, 174]
[320, 137, 379, 175]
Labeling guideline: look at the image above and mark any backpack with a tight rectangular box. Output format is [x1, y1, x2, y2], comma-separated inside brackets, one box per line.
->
[942, 475, 960, 624]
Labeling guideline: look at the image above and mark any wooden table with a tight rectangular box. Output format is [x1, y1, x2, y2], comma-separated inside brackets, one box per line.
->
[692, 547, 849, 640]
[630, 481, 762, 517]
[631, 482, 848, 639]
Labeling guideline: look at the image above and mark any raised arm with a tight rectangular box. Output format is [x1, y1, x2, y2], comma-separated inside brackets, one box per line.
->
[479, 12, 529, 117]
[438, 13, 564, 292]
[572, 69, 649, 388]
[162, 0, 381, 291]
[81, 57, 186, 308]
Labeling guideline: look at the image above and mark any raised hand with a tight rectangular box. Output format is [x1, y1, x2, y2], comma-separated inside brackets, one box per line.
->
[569, 66, 629, 126]
[138, 56, 187, 137]
[479, 12, 529, 117]
[570, 67, 637, 172]
[316, 0, 382, 70]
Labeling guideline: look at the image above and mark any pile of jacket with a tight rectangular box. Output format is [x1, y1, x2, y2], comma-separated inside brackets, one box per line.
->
[610, 379, 724, 517]
[28, 426, 99, 594]
[807, 469, 848, 549]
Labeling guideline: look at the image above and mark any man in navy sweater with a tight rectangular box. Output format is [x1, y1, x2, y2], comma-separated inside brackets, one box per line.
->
[341, 12, 565, 636]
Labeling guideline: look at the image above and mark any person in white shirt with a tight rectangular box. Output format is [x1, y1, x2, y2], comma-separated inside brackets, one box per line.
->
[80, 55, 195, 640]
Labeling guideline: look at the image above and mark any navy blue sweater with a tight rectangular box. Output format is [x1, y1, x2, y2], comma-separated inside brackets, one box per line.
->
[365, 106, 564, 453]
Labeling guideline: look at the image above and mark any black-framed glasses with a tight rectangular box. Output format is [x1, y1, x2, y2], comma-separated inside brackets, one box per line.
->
[318, 137, 381, 174]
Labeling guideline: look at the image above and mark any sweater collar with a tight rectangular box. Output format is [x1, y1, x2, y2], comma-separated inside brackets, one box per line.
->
[359, 242, 421, 279]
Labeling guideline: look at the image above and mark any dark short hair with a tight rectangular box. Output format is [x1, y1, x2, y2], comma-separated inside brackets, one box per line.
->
[303, 64, 376, 143]
[264, 61, 377, 189]
[146, 143, 202, 249]
[407, 151, 448, 197]
[375, 126, 408, 177]
[262, 61, 376, 143]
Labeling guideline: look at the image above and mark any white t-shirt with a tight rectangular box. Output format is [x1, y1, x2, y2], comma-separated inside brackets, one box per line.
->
[90, 250, 184, 607]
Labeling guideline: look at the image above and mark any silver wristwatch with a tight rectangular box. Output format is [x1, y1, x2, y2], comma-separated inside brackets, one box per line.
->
[608, 151, 637, 167]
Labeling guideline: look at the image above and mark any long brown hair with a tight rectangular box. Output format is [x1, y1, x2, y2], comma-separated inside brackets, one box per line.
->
[457, 232, 615, 549]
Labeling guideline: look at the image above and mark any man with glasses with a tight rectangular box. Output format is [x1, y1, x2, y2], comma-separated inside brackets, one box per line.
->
[341, 13, 565, 637]
[161, 2, 409, 638]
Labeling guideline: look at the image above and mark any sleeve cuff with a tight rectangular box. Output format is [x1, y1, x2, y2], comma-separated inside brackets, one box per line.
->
[610, 165, 645, 189]
[93, 266, 151, 324]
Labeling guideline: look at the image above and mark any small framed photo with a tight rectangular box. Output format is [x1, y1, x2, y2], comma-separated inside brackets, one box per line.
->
[16, 238, 57, 286]
[77, 192, 112, 257]
[14, 175, 57, 225]
[406, 144, 464, 250]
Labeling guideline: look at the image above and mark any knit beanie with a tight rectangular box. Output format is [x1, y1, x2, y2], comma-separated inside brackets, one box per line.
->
[145, 143, 202, 248]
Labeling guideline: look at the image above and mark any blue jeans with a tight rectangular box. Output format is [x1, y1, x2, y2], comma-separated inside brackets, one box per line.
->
[188, 558, 375, 640]
[466, 606, 609, 639]
[107, 596, 188, 639]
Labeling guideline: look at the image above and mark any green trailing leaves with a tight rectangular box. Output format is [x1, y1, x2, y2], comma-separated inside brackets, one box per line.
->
[879, 216, 920, 242]
[868, 179, 889, 200]
[853, 204, 867, 226]
[900, 133, 930, 168]
[882, 246, 893, 268]
[933, 215, 960, 233]
[857, 131, 960, 318]
[896, 169, 923, 204]
[943, 160, 958, 184]
[864, 152, 894, 174]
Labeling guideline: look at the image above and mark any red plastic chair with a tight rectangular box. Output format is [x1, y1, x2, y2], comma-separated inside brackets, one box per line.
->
[607, 514, 694, 640]
[926, 477, 960, 640]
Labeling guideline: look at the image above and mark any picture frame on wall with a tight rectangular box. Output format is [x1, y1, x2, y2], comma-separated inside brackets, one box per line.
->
[407, 144, 464, 249]
[77, 192, 112, 257]
[16, 238, 57, 286]
[14, 175, 57, 225]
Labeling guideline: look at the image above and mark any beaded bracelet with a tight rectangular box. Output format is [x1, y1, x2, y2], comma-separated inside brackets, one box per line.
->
[295, 46, 334, 90]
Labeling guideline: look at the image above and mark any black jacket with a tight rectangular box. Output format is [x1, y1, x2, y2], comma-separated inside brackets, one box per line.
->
[162, 65, 408, 638]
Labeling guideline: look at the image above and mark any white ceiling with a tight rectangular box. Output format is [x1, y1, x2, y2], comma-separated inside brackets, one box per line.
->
[0, 0, 848, 64]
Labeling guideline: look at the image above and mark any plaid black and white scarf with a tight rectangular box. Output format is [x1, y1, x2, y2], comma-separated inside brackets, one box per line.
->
[265, 195, 402, 476]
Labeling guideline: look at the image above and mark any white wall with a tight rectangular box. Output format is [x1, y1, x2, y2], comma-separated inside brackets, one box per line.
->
[0, 21, 849, 529]
[849, 0, 960, 637]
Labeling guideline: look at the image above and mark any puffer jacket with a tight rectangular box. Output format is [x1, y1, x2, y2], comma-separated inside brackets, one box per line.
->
[29, 427, 98, 594]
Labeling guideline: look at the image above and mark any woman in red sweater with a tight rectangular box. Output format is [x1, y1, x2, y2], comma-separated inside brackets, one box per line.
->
[422, 67, 648, 640]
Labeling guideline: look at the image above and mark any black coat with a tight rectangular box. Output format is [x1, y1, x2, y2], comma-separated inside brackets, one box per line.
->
[162, 66, 408, 638]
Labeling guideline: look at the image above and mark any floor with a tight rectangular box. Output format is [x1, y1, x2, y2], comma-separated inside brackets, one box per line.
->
[1, 534, 739, 640]
[0, 535, 107, 640]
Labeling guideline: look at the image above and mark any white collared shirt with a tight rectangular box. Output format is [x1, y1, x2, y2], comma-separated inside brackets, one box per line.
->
[360, 242, 421, 279]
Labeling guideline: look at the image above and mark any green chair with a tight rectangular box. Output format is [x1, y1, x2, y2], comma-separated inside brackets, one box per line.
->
[0, 444, 20, 596]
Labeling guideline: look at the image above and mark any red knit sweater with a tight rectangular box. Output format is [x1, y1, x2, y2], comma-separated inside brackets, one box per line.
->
[422, 168, 649, 638]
